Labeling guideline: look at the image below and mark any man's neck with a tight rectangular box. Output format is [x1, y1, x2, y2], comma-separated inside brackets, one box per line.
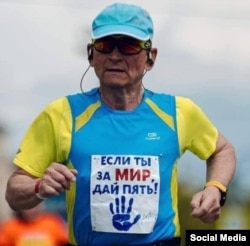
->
[99, 86, 144, 110]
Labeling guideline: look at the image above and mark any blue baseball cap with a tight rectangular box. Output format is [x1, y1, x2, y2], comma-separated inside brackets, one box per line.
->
[91, 3, 154, 41]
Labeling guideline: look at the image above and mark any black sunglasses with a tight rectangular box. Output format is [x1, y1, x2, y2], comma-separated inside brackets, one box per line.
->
[92, 35, 151, 55]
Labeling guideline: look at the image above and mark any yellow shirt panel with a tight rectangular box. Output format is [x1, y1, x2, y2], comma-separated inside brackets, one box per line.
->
[176, 96, 218, 159]
[13, 97, 72, 177]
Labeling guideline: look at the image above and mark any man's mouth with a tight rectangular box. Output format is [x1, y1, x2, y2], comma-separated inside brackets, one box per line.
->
[106, 68, 124, 73]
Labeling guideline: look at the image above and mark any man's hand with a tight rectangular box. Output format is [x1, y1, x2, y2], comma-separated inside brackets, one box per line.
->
[190, 186, 221, 223]
[38, 162, 78, 198]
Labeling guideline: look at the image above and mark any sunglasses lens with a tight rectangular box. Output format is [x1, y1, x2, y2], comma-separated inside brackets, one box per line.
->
[93, 38, 115, 53]
[117, 38, 142, 54]
[93, 36, 151, 55]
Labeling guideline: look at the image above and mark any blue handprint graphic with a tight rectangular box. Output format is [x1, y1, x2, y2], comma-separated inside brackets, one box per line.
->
[109, 196, 141, 231]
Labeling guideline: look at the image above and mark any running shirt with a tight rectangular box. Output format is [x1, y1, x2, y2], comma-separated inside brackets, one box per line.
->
[13, 88, 218, 245]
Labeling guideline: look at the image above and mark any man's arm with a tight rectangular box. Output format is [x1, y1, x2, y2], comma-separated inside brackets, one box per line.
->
[205, 133, 236, 186]
[190, 132, 236, 223]
[5, 168, 42, 210]
[5, 163, 77, 210]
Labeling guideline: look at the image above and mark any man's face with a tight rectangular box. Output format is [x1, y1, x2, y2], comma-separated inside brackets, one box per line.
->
[90, 35, 151, 89]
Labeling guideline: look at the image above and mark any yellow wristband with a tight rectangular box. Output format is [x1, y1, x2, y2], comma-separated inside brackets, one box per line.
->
[205, 180, 227, 192]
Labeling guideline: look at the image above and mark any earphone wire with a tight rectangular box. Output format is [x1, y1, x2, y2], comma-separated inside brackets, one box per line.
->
[80, 65, 91, 94]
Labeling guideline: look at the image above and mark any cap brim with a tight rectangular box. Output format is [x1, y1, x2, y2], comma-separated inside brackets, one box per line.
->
[91, 25, 151, 40]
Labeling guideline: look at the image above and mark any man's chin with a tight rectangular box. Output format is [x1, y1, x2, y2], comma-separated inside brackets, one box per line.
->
[102, 80, 128, 89]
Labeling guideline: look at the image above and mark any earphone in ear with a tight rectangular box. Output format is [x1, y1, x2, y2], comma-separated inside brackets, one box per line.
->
[147, 58, 154, 66]
[88, 45, 93, 61]
[147, 52, 154, 66]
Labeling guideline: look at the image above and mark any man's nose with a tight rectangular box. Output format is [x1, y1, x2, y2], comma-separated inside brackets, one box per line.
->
[108, 45, 123, 59]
